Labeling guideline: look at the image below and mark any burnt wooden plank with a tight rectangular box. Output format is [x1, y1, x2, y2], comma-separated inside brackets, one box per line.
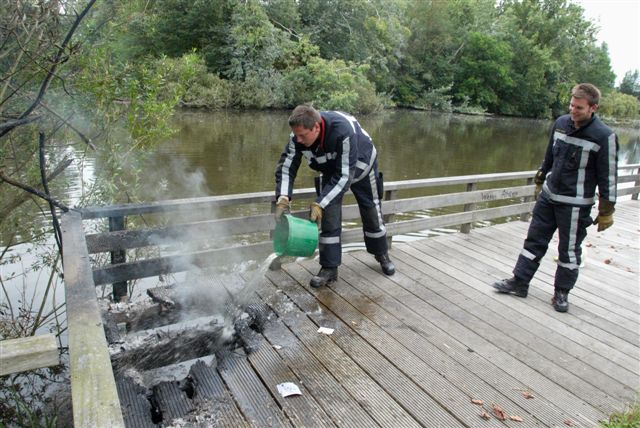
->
[152, 380, 194, 423]
[258, 272, 427, 428]
[115, 376, 156, 428]
[284, 261, 532, 428]
[189, 360, 250, 428]
[396, 240, 632, 412]
[217, 349, 292, 427]
[343, 250, 591, 427]
[92, 242, 273, 285]
[264, 267, 464, 428]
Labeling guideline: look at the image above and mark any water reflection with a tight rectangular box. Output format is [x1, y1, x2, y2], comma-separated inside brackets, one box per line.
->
[145, 110, 639, 199]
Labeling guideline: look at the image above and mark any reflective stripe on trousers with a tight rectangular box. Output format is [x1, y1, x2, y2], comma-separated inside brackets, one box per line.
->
[513, 192, 592, 290]
[319, 167, 388, 267]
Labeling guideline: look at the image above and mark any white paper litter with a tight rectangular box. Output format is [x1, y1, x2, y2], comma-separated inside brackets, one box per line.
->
[317, 327, 334, 335]
[276, 382, 302, 397]
[273, 345, 282, 350]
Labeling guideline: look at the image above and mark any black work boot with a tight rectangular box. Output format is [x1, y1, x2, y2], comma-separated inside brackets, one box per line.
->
[491, 276, 529, 297]
[375, 253, 396, 276]
[310, 267, 338, 288]
[552, 288, 569, 312]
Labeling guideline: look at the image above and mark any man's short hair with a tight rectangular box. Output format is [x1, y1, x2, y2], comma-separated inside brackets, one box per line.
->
[288, 104, 321, 129]
[571, 83, 601, 106]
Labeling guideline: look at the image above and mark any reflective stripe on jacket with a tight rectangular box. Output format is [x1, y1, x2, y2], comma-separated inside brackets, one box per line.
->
[540, 114, 618, 207]
[275, 111, 377, 208]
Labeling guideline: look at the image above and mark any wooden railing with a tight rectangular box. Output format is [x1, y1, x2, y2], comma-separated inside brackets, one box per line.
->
[58, 165, 639, 427]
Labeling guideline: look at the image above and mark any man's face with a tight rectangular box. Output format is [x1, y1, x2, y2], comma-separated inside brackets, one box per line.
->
[569, 96, 597, 127]
[291, 123, 320, 147]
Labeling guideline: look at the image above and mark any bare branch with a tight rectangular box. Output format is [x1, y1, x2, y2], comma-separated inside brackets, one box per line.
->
[0, 170, 70, 212]
[0, 115, 42, 131]
[0, 0, 97, 139]
[39, 101, 96, 149]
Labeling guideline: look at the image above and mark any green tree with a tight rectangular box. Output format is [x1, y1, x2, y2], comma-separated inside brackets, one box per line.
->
[453, 32, 513, 111]
[283, 57, 384, 113]
[619, 70, 640, 99]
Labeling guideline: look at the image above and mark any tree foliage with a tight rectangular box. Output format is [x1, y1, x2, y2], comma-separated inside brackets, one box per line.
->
[71, 0, 632, 120]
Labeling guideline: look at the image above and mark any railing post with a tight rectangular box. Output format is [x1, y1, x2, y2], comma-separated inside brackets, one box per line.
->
[460, 183, 476, 234]
[383, 189, 397, 248]
[109, 216, 127, 302]
[632, 167, 640, 201]
[520, 177, 535, 221]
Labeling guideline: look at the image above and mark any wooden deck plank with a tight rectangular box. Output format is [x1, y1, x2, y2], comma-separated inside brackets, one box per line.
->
[494, 221, 640, 298]
[258, 272, 430, 428]
[449, 228, 639, 337]
[344, 250, 603, 427]
[257, 308, 383, 428]
[244, 327, 338, 427]
[301, 254, 572, 428]
[217, 349, 293, 427]
[345, 250, 609, 426]
[438, 231, 640, 353]
[89, 201, 637, 427]
[468, 226, 640, 336]
[436, 228, 639, 340]
[410, 237, 639, 383]
[280, 261, 510, 428]
[188, 360, 250, 428]
[392, 241, 626, 415]
[412, 236, 638, 395]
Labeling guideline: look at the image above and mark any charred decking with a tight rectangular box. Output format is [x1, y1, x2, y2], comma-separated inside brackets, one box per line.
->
[108, 200, 639, 427]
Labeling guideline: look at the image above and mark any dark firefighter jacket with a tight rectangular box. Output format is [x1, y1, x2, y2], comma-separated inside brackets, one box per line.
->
[275, 111, 377, 209]
[540, 113, 618, 207]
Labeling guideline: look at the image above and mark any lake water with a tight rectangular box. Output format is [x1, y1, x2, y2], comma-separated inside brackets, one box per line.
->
[144, 110, 638, 199]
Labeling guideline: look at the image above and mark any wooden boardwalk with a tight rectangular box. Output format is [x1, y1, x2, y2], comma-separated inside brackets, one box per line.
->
[167, 199, 639, 428]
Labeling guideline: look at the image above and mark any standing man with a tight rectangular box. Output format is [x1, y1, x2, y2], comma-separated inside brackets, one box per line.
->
[275, 104, 395, 287]
[491, 83, 618, 312]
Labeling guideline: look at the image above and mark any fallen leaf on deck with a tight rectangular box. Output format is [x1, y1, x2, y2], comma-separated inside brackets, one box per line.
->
[604, 258, 612, 264]
[509, 415, 524, 422]
[564, 420, 574, 426]
[585, 242, 593, 247]
[492, 404, 506, 421]
[471, 399, 484, 405]
[480, 411, 491, 420]
[521, 390, 534, 399]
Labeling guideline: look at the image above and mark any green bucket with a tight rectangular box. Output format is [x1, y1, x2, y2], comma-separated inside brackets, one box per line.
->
[273, 214, 318, 257]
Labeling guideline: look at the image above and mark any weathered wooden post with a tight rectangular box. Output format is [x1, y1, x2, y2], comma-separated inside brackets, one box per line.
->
[109, 215, 127, 301]
[383, 188, 397, 248]
[520, 176, 535, 221]
[633, 167, 640, 200]
[460, 182, 476, 234]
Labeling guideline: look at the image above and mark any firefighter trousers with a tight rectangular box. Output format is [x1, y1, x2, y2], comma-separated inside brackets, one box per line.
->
[317, 167, 388, 267]
[513, 192, 592, 291]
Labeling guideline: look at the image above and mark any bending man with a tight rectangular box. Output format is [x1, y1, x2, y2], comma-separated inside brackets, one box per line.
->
[275, 105, 395, 287]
